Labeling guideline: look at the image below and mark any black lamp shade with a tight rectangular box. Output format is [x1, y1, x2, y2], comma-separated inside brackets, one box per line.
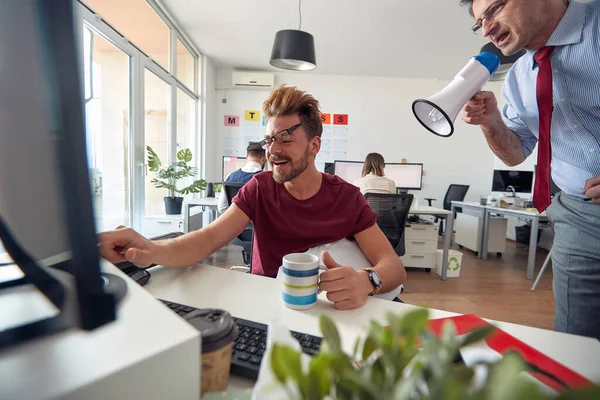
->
[480, 42, 526, 64]
[270, 30, 316, 71]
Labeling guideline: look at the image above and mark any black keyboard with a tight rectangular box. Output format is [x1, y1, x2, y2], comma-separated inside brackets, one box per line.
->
[158, 299, 322, 380]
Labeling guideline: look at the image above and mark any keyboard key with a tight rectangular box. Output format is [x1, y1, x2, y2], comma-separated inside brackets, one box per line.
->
[259, 342, 266, 349]
[249, 356, 262, 364]
[302, 335, 313, 342]
[253, 329, 262, 335]
[257, 348, 265, 356]
[251, 334, 262, 341]
[237, 352, 250, 361]
[292, 332, 301, 339]
[248, 340, 257, 347]
[237, 338, 247, 344]
[247, 346, 257, 354]
[242, 332, 251, 338]
[304, 348, 318, 356]
[235, 344, 247, 351]
[183, 307, 194, 313]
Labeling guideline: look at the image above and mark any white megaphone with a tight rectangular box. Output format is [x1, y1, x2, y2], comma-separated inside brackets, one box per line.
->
[412, 52, 500, 137]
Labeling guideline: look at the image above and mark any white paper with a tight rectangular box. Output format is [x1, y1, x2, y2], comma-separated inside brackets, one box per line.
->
[242, 122, 261, 137]
[316, 150, 331, 162]
[332, 151, 347, 161]
[332, 126, 348, 138]
[332, 138, 347, 150]
[321, 138, 331, 149]
[322, 125, 332, 138]
[223, 136, 240, 156]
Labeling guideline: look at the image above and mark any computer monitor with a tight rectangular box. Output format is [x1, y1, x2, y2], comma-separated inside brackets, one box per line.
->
[385, 163, 423, 190]
[0, 0, 118, 349]
[333, 160, 364, 183]
[324, 162, 335, 175]
[222, 156, 249, 180]
[492, 170, 534, 193]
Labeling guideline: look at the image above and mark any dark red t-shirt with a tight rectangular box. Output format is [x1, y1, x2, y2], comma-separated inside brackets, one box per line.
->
[233, 172, 377, 277]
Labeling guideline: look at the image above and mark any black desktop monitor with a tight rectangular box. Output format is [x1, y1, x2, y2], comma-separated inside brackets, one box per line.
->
[492, 170, 534, 193]
[324, 162, 335, 175]
[0, 0, 118, 350]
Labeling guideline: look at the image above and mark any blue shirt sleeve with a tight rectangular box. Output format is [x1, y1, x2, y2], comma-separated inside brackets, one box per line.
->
[501, 69, 538, 158]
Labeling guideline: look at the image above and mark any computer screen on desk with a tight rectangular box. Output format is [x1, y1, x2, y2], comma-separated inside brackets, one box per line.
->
[492, 170, 534, 193]
[385, 163, 423, 190]
[333, 160, 363, 183]
[0, 0, 118, 348]
[222, 156, 250, 180]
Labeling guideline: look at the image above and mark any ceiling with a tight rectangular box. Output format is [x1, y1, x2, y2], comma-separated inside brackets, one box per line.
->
[161, 0, 492, 80]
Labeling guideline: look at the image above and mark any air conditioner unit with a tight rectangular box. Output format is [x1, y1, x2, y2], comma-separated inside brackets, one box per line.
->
[232, 71, 274, 89]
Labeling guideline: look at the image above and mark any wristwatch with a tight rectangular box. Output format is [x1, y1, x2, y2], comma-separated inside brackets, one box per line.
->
[361, 268, 382, 296]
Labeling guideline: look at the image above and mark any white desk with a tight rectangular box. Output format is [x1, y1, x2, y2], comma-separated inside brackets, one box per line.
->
[145, 264, 600, 390]
[409, 205, 451, 216]
[183, 197, 219, 232]
[451, 201, 488, 258]
[482, 205, 547, 280]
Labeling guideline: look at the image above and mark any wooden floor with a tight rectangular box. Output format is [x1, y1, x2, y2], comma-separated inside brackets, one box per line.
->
[205, 238, 555, 330]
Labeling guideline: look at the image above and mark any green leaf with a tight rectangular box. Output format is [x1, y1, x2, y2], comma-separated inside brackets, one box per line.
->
[319, 314, 342, 353]
[177, 148, 193, 162]
[556, 386, 600, 400]
[147, 146, 162, 172]
[308, 353, 331, 400]
[270, 344, 304, 386]
[460, 325, 495, 348]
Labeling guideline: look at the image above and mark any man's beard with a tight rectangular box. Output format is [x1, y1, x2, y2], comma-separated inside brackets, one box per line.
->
[271, 146, 310, 184]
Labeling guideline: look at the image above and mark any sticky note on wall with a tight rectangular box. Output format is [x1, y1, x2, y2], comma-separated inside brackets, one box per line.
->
[224, 115, 239, 126]
[320, 113, 331, 124]
[245, 110, 260, 121]
[333, 114, 348, 125]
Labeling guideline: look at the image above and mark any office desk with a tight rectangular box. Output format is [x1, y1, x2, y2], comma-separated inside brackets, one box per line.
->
[450, 201, 488, 258]
[145, 264, 600, 391]
[183, 197, 219, 232]
[482, 206, 547, 280]
[409, 206, 453, 280]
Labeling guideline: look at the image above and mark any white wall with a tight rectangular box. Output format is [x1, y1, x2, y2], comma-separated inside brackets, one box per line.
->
[207, 69, 509, 207]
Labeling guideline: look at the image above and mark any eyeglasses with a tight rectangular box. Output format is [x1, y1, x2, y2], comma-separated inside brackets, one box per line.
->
[472, 0, 506, 34]
[259, 122, 303, 150]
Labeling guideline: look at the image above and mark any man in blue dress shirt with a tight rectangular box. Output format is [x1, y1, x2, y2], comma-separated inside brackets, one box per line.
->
[460, 0, 600, 339]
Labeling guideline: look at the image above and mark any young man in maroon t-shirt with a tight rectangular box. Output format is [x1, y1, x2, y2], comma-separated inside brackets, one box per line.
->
[99, 85, 406, 310]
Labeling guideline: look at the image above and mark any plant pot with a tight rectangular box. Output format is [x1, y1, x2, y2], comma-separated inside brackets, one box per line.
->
[164, 196, 183, 215]
[206, 182, 215, 197]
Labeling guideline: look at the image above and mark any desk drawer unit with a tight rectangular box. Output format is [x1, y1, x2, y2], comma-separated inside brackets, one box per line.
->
[142, 215, 183, 238]
[402, 224, 438, 269]
[405, 224, 438, 241]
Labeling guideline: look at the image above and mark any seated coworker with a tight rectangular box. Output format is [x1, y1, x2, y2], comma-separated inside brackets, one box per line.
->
[353, 153, 396, 195]
[217, 142, 266, 214]
[98, 85, 406, 310]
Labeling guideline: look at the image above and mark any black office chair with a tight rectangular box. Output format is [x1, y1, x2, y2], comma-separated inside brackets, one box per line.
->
[364, 193, 414, 256]
[425, 184, 470, 235]
[223, 182, 254, 273]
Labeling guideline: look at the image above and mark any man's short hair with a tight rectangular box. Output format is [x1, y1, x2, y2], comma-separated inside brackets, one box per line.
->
[247, 141, 265, 158]
[262, 85, 323, 139]
[460, 0, 475, 17]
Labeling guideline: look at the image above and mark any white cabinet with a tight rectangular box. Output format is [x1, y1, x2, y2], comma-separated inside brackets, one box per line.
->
[454, 213, 507, 254]
[142, 214, 184, 238]
[401, 224, 438, 269]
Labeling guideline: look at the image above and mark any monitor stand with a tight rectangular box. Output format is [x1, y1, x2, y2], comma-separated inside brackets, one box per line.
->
[396, 188, 409, 194]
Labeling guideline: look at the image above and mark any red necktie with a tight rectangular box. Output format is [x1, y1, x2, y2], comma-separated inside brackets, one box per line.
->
[533, 46, 555, 213]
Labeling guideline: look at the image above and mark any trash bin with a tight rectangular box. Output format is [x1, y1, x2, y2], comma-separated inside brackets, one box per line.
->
[436, 249, 463, 278]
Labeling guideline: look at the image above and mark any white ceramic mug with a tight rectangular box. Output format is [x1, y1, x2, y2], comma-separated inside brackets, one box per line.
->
[281, 253, 320, 310]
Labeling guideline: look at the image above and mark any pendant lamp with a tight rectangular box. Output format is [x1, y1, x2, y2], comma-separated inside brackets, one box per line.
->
[270, 0, 316, 71]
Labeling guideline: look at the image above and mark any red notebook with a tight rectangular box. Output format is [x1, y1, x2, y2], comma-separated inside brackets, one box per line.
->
[427, 314, 594, 392]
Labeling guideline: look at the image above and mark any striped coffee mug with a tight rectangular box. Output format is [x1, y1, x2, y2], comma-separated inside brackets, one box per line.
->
[281, 253, 320, 310]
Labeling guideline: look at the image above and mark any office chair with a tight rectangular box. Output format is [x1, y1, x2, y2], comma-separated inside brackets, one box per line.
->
[364, 193, 414, 256]
[425, 184, 469, 235]
[223, 182, 253, 273]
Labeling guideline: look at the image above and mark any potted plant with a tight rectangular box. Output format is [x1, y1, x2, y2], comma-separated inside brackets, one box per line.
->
[268, 310, 599, 399]
[147, 146, 207, 215]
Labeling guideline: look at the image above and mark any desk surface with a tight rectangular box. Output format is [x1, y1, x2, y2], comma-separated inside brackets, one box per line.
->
[185, 197, 219, 207]
[452, 201, 486, 209]
[145, 264, 600, 386]
[409, 205, 451, 215]
[452, 201, 546, 217]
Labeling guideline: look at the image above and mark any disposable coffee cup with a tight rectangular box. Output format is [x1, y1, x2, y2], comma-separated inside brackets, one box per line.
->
[281, 253, 320, 310]
[184, 309, 238, 395]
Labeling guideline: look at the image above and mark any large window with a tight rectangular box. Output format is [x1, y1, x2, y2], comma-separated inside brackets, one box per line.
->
[78, 0, 200, 232]
[84, 0, 170, 71]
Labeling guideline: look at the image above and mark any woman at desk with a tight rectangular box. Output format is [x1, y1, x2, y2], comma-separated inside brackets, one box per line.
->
[353, 153, 396, 195]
